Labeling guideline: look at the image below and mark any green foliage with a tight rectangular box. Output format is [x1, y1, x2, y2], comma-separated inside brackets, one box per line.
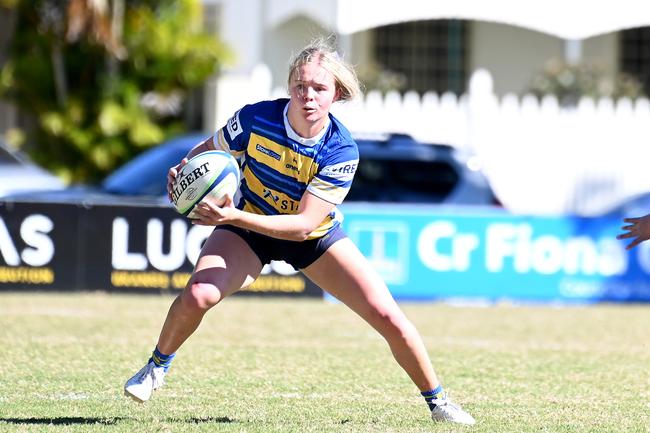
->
[0, 0, 230, 183]
[528, 58, 645, 107]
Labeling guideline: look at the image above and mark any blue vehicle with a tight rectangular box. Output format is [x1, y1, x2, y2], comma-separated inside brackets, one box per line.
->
[101, 133, 207, 201]
[347, 133, 496, 205]
[110, 133, 497, 203]
[4, 132, 497, 207]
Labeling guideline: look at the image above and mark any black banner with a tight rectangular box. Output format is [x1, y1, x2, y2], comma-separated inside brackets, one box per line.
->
[0, 201, 79, 290]
[0, 200, 322, 297]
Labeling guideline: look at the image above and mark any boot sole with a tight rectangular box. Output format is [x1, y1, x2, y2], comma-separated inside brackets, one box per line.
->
[124, 389, 148, 403]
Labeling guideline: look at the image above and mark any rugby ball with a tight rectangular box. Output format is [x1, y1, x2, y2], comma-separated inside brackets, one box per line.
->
[170, 150, 240, 217]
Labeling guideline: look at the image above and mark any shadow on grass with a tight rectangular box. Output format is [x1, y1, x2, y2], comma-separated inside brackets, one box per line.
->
[180, 417, 238, 423]
[0, 416, 239, 425]
[0, 417, 124, 425]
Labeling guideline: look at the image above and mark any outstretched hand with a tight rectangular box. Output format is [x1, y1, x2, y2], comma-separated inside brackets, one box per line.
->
[190, 194, 236, 226]
[617, 214, 650, 250]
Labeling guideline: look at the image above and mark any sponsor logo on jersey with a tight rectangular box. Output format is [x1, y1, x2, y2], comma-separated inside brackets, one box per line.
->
[263, 188, 280, 203]
[256, 144, 281, 161]
[320, 160, 359, 178]
[262, 188, 298, 211]
[226, 110, 243, 140]
[285, 162, 300, 174]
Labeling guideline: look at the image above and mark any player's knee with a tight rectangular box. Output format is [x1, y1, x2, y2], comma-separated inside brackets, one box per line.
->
[182, 282, 223, 311]
[371, 307, 410, 338]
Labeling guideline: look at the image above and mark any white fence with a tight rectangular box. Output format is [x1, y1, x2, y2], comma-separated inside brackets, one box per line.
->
[215, 66, 650, 216]
[333, 70, 650, 216]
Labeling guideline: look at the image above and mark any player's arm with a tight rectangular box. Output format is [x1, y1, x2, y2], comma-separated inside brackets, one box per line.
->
[192, 191, 335, 241]
[187, 136, 216, 158]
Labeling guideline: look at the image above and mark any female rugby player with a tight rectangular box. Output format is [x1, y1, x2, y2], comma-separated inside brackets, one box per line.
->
[124, 39, 475, 426]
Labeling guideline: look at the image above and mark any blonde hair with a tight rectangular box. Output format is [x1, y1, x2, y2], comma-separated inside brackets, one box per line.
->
[287, 38, 361, 102]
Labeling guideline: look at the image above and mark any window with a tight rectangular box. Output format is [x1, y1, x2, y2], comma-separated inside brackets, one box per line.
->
[373, 20, 468, 94]
[620, 27, 650, 95]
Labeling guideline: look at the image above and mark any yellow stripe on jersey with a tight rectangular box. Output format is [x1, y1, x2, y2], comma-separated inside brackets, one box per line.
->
[243, 166, 301, 214]
[244, 199, 333, 240]
[215, 129, 245, 158]
[247, 133, 318, 184]
[242, 201, 265, 216]
[308, 177, 350, 204]
[214, 129, 228, 151]
[307, 215, 335, 240]
[243, 163, 336, 239]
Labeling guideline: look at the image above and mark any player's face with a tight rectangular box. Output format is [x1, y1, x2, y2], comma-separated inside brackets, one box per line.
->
[288, 60, 339, 136]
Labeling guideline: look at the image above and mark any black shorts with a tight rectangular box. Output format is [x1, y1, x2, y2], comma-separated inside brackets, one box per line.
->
[214, 223, 347, 269]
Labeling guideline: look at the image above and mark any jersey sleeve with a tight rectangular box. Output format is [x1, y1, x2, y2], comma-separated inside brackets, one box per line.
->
[307, 140, 359, 205]
[212, 104, 253, 159]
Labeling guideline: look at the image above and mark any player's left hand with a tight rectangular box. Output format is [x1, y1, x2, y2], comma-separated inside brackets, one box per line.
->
[190, 194, 235, 226]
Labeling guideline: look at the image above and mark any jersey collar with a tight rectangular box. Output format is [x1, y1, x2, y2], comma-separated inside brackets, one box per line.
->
[283, 102, 330, 147]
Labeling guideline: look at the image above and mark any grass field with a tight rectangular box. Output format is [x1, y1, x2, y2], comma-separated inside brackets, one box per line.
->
[0, 292, 648, 433]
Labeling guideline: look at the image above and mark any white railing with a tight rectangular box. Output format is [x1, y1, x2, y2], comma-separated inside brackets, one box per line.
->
[329, 70, 650, 216]
[168, 66, 650, 216]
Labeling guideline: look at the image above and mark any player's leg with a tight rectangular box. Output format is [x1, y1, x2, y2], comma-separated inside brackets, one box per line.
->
[156, 229, 262, 354]
[302, 237, 438, 389]
[301, 237, 475, 425]
[124, 228, 263, 403]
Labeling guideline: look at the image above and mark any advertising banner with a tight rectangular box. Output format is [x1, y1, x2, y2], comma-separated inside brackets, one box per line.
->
[0, 202, 79, 290]
[340, 204, 650, 303]
[3, 200, 650, 302]
[0, 201, 321, 297]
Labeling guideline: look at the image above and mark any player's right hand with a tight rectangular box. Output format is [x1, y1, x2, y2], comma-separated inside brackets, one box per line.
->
[617, 214, 650, 250]
[167, 158, 188, 202]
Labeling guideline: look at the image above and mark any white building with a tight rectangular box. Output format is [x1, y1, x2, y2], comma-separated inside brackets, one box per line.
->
[203, 0, 650, 126]
[203, 0, 650, 216]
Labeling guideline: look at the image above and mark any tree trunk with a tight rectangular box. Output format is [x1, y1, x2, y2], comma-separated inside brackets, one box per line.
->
[51, 42, 68, 107]
[106, 0, 124, 92]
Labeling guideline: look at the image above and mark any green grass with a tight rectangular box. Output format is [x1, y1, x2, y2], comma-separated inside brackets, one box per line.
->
[0, 292, 648, 433]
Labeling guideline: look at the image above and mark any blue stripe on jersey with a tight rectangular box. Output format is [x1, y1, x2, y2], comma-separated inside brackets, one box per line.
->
[251, 125, 288, 147]
[246, 158, 305, 201]
[253, 115, 284, 130]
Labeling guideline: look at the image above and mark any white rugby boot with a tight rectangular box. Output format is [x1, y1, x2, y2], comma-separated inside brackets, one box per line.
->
[430, 397, 476, 425]
[124, 361, 166, 403]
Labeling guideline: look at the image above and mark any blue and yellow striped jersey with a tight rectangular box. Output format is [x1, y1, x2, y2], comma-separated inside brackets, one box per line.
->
[212, 99, 359, 239]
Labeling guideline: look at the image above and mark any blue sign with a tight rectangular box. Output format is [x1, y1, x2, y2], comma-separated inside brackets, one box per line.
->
[339, 204, 650, 303]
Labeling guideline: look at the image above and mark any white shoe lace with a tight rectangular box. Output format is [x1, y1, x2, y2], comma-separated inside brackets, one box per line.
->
[128, 362, 166, 389]
[151, 365, 166, 389]
[124, 361, 167, 403]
